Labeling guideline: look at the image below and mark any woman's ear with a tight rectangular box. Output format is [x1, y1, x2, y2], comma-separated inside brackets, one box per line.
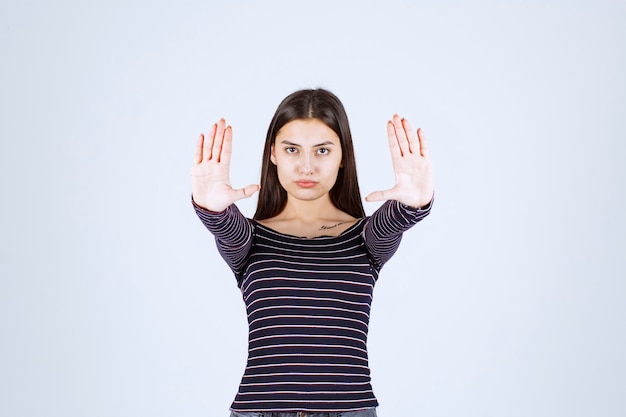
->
[270, 145, 277, 165]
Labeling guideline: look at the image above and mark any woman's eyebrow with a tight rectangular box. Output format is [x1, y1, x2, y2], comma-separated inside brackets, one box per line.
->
[279, 140, 336, 147]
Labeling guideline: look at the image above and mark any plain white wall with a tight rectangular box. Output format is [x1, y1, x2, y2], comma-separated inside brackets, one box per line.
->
[1, 1, 624, 416]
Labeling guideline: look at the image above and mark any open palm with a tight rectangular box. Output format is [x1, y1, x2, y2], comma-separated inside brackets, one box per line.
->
[365, 115, 434, 208]
[191, 119, 259, 212]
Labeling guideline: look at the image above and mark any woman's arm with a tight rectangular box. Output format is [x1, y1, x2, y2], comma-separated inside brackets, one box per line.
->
[193, 200, 254, 277]
[363, 199, 432, 271]
[363, 115, 435, 270]
[191, 118, 259, 276]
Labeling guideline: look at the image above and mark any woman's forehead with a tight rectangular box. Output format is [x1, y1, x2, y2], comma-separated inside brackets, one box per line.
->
[276, 119, 340, 144]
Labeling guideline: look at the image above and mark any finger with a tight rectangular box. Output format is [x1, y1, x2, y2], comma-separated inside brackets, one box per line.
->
[402, 118, 419, 155]
[203, 123, 217, 161]
[387, 121, 402, 159]
[233, 184, 260, 201]
[218, 125, 233, 164]
[211, 119, 226, 161]
[194, 134, 204, 164]
[417, 128, 430, 158]
[392, 114, 410, 156]
[365, 189, 391, 202]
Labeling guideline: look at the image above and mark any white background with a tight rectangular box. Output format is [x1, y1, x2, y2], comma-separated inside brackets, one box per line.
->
[1, 1, 625, 416]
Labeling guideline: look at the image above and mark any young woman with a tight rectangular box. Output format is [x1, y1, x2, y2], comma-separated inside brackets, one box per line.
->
[191, 89, 434, 417]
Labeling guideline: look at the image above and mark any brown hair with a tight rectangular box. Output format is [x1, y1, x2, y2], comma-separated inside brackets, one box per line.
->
[253, 89, 365, 220]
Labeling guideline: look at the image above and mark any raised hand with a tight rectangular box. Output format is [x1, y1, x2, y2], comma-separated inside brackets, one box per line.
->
[365, 115, 434, 208]
[191, 119, 260, 212]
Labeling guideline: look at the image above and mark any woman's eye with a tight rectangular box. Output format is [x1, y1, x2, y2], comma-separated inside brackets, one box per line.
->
[317, 148, 330, 155]
[285, 147, 298, 154]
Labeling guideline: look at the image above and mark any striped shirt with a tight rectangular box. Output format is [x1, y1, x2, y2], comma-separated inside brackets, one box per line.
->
[194, 199, 431, 412]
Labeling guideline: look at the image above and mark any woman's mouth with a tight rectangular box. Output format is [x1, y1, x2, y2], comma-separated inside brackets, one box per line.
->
[295, 180, 318, 188]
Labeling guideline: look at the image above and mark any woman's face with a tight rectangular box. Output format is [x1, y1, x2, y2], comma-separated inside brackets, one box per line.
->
[271, 118, 343, 204]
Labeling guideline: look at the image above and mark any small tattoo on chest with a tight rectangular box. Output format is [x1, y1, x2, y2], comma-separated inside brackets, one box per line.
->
[319, 222, 345, 231]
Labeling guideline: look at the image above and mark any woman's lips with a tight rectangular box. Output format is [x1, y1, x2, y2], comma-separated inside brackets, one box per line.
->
[295, 180, 318, 188]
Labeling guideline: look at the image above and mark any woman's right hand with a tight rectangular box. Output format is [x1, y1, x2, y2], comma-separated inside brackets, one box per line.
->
[191, 118, 260, 212]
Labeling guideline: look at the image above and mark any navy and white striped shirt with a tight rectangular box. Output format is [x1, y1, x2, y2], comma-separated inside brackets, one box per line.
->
[194, 199, 431, 412]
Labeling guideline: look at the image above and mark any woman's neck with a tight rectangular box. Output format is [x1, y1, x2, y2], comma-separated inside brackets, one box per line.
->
[277, 195, 337, 222]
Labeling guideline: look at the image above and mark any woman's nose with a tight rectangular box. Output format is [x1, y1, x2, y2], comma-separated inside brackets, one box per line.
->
[299, 154, 313, 174]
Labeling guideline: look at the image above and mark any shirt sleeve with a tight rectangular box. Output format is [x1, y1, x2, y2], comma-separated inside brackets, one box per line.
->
[363, 198, 433, 272]
[193, 200, 254, 279]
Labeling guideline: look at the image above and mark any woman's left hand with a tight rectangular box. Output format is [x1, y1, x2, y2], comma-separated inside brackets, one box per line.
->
[365, 115, 434, 208]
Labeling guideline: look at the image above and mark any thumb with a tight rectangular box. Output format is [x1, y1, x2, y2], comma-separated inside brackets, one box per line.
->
[365, 190, 387, 202]
[233, 184, 260, 202]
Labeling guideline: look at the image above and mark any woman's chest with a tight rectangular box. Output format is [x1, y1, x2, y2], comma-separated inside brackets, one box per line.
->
[240, 234, 376, 308]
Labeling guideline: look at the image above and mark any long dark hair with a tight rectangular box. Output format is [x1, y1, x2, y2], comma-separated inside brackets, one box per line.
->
[253, 89, 365, 220]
